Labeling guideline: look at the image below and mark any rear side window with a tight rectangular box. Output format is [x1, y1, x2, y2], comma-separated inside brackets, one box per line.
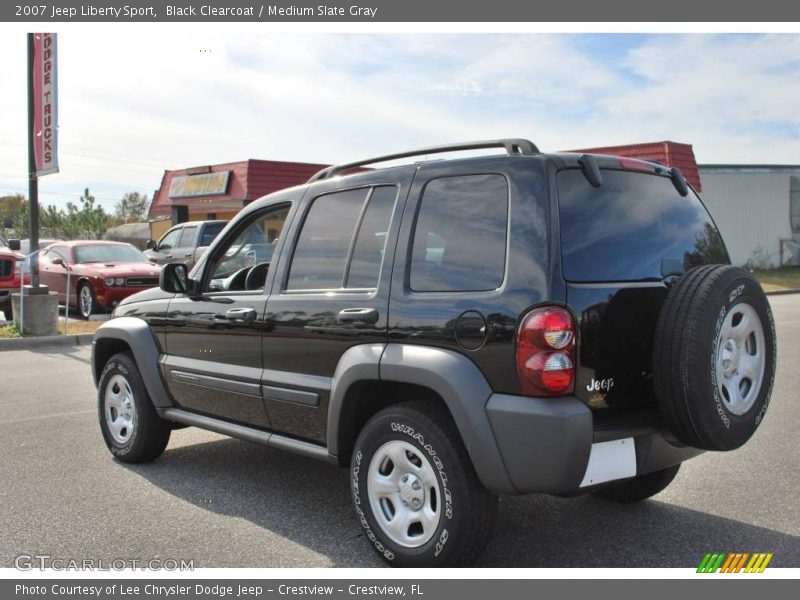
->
[410, 174, 508, 292]
[177, 226, 197, 248]
[346, 187, 397, 289]
[287, 186, 397, 291]
[200, 222, 225, 246]
[558, 170, 728, 282]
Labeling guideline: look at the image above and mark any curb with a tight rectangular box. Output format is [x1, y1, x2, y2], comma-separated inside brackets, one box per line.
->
[0, 333, 94, 352]
[765, 288, 800, 296]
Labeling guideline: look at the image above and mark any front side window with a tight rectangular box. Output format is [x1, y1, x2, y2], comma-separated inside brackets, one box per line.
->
[410, 174, 509, 292]
[158, 228, 181, 251]
[206, 205, 289, 292]
[48, 246, 70, 263]
[287, 186, 397, 291]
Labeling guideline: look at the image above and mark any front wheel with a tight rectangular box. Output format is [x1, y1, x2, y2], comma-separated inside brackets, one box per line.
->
[78, 282, 97, 320]
[351, 401, 497, 567]
[98, 352, 171, 463]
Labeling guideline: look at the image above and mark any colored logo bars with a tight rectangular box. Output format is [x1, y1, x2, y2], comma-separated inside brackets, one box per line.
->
[697, 552, 773, 573]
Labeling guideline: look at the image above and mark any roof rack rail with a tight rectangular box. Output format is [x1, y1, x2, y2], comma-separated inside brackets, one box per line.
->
[307, 138, 539, 183]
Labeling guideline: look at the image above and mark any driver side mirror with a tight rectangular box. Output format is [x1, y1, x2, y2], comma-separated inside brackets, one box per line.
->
[145, 239, 156, 250]
[51, 257, 65, 267]
[160, 262, 194, 295]
[8, 239, 21, 251]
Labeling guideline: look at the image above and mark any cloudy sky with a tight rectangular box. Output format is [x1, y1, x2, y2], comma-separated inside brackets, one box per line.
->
[0, 32, 798, 210]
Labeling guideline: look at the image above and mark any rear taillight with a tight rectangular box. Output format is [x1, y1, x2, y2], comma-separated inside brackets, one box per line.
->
[516, 306, 576, 396]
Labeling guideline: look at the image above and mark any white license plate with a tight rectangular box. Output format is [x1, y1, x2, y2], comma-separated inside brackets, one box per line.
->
[579, 438, 637, 488]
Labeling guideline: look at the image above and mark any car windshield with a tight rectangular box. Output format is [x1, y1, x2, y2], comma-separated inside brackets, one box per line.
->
[73, 244, 148, 264]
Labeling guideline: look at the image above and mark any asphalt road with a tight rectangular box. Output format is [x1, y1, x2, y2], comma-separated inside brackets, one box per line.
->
[1, 295, 799, 568]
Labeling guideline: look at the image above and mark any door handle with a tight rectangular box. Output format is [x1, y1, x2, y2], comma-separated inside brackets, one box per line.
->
[225, 307, 257, 322]
[338, 307, 379, 324]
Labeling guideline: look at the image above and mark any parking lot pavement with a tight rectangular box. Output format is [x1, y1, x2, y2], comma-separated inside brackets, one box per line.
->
[1, 295, 798, 568]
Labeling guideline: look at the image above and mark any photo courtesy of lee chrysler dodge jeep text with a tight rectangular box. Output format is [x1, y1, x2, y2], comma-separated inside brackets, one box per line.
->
[91, 139, 776, 567]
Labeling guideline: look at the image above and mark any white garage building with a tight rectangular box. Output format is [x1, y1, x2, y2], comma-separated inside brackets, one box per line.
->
[698, 165, 800, 268]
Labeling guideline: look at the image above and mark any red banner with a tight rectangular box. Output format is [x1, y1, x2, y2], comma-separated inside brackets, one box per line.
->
[32, 32, 59, 177]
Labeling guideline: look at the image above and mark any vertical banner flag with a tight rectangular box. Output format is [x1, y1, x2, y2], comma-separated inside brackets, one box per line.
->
[32, 32, 58, 176]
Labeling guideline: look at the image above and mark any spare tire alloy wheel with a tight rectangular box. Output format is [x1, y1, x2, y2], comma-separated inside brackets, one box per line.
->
[654, 265, 777, 451]
[716, 303, 765, 416]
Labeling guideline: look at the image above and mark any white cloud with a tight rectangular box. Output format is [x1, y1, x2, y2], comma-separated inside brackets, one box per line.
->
[0, 32, 797, 209]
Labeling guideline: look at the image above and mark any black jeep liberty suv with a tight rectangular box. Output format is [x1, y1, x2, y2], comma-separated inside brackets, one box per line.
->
[92, 139, 776, 566]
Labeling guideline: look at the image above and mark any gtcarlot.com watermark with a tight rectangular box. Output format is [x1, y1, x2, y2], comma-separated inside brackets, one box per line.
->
[15, 554, 194, 571]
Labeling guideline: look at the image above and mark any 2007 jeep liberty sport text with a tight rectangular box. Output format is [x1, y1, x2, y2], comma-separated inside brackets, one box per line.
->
[92, 139, 777, 566]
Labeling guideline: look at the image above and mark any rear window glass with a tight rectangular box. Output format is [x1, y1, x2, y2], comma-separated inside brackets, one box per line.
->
[557, 169, 727, 282]
[410, 174, 508, 292]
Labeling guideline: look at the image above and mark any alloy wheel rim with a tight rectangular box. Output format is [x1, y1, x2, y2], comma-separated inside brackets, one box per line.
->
[80, 286, 92, 317]
[715, 302, 765, 416]
[105, 374, 135, 444]
[367, 439, 442, 548]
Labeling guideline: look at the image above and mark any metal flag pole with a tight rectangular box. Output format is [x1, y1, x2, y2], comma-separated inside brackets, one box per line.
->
[27, 32, 40, 289]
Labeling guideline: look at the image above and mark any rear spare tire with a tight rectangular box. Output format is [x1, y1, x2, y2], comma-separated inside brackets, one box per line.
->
[654, 265, 776, 451]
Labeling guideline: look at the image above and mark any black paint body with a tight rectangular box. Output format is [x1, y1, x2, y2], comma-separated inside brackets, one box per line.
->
[113, 152, 729, 445]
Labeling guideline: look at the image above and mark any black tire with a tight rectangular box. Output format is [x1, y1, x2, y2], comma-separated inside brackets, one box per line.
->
[592, 464, 680, 503]
[654, 265, 776, 451]
[351, 401, 498, 567]
[97, 352, 171, 463]
[77, 281, 97, 320]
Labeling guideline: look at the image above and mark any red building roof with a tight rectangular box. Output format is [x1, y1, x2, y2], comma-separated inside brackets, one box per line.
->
[149, 159, 330, 218]
[568, 141, 701, 192]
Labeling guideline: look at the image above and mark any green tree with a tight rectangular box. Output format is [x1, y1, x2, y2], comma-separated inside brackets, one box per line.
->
[13, 201, 30, 239]
[114, 191, 150, 224]
[1, 194, 26, 230]
[62, 188, 108, 240]
[40, 204, 63, 237]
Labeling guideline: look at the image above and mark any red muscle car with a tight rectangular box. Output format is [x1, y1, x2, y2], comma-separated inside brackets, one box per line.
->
[39, 241, 162, 319]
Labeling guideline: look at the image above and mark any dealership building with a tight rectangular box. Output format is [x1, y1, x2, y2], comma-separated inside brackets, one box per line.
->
[149, 145, 799, 267]
[147, 159, 328, 240]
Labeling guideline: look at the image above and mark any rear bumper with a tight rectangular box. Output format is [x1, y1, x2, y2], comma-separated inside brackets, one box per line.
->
[486, 393, 703, 494]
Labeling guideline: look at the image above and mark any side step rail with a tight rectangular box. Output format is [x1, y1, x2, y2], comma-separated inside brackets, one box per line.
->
[159, 408, 333, 463]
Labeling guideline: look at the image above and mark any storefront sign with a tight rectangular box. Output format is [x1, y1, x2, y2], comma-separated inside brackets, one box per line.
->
[33, 32, 58, 176]
[168, 171, 231, 198]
